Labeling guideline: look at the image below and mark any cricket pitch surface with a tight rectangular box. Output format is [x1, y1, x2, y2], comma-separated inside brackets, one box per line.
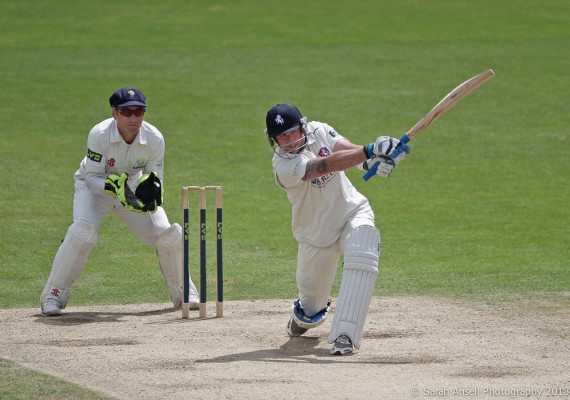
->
[1, 296, 568, 399]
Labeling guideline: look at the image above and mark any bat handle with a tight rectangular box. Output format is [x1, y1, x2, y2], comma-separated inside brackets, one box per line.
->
[362, 134, 410, 181]
[362, 164, 378, 181]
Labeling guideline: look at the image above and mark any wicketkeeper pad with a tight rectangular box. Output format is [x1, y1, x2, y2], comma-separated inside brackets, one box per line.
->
[155, 223, 198, 307]
[40, 220, 99, 308]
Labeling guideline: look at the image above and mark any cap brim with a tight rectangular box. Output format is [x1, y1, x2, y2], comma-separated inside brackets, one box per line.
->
[115, 100, 147, 108]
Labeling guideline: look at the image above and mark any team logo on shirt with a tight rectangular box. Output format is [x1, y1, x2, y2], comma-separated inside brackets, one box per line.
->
[311, 172, 337, 187]
[318, 147, 330, 157]
[108, 158, 115, 167]
[87, 148, 102, 163]
[133, 158, 146, 169]
[328, 130, 338, 137]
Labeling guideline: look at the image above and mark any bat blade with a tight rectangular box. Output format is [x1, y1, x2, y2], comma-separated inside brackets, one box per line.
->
[363, 69, 494, 181]
[405, 69, 495, 141]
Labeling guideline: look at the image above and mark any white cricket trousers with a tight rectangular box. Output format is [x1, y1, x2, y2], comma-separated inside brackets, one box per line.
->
[41, 179, 171, 307]
[72, 179, 171, 244]
[295, 216, 377, 317]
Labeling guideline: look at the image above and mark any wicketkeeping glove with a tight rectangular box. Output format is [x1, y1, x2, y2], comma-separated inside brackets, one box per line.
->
[135, 172, 163, 213]
[104, 173, 146, 213]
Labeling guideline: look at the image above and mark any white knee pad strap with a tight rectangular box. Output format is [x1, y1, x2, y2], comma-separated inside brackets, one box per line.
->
[41, 220, 98, 309]
[155, 223, 198, 306]
[328, 225, 379, 349]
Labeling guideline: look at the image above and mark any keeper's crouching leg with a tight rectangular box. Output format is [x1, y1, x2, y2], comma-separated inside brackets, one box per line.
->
[154, 223, 199, 308]
[328, 225, 380, 349]
[40, 220, 99, 314]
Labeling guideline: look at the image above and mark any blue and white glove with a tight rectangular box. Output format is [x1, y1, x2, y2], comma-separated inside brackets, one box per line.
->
[364, 136, 410, 164]
[357, 156, 395, 178]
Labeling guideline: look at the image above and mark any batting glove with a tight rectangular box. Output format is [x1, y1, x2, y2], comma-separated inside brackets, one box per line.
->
[364, 136, 410, 164]
[359, 156, 395, 178]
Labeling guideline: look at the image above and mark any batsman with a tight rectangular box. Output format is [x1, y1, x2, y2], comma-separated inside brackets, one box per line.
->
[40, 87, 200, 316]
[265, 104, 409, 355]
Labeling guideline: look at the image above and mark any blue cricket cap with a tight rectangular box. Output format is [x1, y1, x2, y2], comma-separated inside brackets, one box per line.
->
[109, 87, 147, 108]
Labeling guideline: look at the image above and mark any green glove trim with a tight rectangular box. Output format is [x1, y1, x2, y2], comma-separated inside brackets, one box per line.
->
[104, 174, 122, 196]
[105, 173, 147, 213]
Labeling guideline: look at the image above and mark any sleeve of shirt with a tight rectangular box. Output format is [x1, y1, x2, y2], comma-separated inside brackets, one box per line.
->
[321, 122, 345, 150]
[274, 155, 309, 189]
[83, 129, 108, 195]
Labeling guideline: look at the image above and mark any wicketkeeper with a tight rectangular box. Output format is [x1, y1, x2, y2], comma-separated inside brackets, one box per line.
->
[40, 87, 200, 316]
[265, 103, 409, 355]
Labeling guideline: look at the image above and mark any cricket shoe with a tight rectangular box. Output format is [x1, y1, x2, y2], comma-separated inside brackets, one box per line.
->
[286, 316, 308, 337]
[41, 297, 62, 317]
[171, 287, 200, 310]
[330, 335, 354, 355]
[188, 294, 200, 310]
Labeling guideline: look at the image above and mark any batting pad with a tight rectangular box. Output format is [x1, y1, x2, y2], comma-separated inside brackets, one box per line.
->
[328, 225, 379, 349]
[40, 220, 99, 308]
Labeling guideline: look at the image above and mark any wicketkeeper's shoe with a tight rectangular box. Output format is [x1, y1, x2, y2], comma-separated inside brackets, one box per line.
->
[188, 292, 200, 310]
[170, 286, 200, 310]
[287, 316, 308, 337]
[330, 335, 354, 356]
[41, 297, 62, 317]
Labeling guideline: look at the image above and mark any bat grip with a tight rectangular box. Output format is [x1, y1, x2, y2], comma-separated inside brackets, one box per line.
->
[399, 134, 411, 144]
[362, 164, 377, 181]
[362, 134, 410, 181]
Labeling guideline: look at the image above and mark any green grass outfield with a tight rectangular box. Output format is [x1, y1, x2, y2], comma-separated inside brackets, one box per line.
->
[0, 0, 568, 396]
[1, 0, 568, 306]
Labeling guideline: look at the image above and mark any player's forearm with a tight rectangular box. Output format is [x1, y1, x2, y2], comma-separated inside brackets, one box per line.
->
[85, 173, 107, 195]
[302, 149, 366, 181]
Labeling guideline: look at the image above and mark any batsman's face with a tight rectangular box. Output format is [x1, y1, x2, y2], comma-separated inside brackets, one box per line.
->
[113, 106, 145, 137]
[275, 128, 305, 152]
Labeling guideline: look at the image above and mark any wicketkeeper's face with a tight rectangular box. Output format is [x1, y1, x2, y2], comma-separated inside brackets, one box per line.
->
[113, 106, 145, 137]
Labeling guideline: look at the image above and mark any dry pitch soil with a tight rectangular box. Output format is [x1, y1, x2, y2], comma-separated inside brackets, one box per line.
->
[1, 296, 568, 400]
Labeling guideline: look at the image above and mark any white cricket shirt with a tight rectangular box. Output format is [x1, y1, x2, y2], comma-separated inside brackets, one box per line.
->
[272, 121, 373, 247]
[74, 118, 165, 194]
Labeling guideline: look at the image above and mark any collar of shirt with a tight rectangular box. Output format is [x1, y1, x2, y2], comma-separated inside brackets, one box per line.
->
[110, 120, 148, 145]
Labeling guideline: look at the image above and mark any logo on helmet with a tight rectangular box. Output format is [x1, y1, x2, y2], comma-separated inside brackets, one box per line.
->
[275, 115, 285, 125]
[128, 90, 135, 97]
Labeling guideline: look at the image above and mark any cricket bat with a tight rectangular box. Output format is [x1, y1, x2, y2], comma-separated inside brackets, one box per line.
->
[363, 69, 495, 181]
